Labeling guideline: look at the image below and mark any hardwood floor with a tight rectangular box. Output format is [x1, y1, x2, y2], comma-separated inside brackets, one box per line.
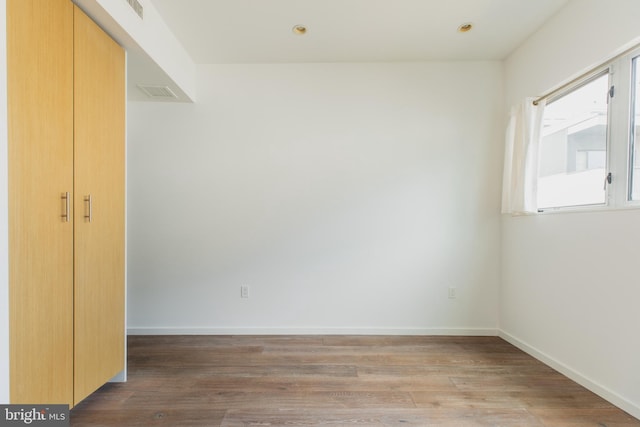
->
[70, 335, 640, 426]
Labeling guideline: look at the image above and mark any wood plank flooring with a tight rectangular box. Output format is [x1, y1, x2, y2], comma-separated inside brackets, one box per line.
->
[70, 335, 640, 426]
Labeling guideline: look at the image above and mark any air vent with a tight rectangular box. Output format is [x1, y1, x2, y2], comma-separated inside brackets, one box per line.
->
[137, 85, 178, 99]
[125, 0, 143, 19]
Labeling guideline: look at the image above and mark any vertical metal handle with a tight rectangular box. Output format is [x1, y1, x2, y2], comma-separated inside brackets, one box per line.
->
[61, 192, 70, 222]
[603, 172, 612, 190]
[84, 194, 92, 222]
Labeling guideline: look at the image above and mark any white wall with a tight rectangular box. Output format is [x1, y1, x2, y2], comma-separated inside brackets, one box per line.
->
[505, 0, 640, 106]
[0, 0, 9, 404]
[502, 0, 640, 418]
[127, 61, 503, 334]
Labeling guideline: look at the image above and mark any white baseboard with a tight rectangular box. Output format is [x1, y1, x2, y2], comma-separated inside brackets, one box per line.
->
[127, 326, 499, 336]
[109, 370, 126, 383]
[499, 330, 640, 420]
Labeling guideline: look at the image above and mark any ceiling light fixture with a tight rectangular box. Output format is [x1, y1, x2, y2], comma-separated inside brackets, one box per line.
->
[458, 23, 473, 33]
[292, 25, 307, 35]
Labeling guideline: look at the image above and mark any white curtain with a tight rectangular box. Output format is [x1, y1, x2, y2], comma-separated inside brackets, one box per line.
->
[501, 98, 546, 215]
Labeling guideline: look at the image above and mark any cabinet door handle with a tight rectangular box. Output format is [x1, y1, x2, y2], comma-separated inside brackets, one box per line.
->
[84, 194, 92, 222]
[61, 192, 70, 222]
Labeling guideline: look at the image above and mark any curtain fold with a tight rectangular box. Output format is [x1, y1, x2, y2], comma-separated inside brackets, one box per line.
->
[501, 98, 546, 215]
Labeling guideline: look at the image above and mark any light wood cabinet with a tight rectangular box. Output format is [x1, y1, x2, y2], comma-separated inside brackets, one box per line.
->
[72, 5, 125, 406]
[8, 0, 125, 407]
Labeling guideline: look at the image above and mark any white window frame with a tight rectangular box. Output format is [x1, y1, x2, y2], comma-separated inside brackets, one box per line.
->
[536, 47, 640, 213]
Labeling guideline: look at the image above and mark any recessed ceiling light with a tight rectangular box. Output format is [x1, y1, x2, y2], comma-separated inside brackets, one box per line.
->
[458, 23, 473, 33]
[292, 25, 307, 35]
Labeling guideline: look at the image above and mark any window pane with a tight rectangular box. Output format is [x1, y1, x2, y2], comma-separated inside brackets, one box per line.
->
[631, 57, 640, 201]
[537, 73, 609, 209]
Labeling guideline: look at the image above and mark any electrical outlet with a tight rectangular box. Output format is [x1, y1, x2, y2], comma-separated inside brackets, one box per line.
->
[448, 287, 457, 299]
[241, 285, 250, 299]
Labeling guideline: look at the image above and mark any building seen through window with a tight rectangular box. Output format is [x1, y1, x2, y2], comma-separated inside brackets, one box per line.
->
[537, 73, 609, 209]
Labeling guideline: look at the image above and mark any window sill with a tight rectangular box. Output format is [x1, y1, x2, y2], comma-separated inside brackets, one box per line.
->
[536, 202, 640, 215]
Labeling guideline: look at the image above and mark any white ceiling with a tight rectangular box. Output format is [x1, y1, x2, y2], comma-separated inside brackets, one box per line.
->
[150, 0, 569, 64]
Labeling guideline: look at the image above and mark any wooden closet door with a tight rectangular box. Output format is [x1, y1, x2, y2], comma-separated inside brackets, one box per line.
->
[73, 5, 125, 405]
[7, 0, 74, 405]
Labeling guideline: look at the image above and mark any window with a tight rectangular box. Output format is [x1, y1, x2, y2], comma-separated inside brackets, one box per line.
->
[534, 47, 640, 211]
[537, 72, 609, 209]
[630, 56, 640, 201]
